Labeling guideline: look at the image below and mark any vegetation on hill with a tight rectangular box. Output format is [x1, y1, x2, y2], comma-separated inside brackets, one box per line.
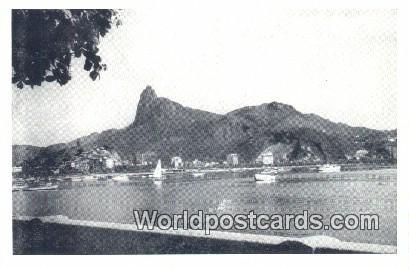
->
[13, 86, 397, 176]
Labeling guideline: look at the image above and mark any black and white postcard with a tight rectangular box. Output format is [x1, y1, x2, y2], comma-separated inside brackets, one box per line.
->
[1, 1, 407, 268]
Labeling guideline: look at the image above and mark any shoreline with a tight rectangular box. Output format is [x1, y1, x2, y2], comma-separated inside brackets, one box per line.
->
[54, 166, 397, 181]
[13, 215, 396, 254]
[47, 168, 396, 189]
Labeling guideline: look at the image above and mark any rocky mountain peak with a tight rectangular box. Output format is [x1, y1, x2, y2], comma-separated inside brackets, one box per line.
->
[14, 86, 396, 172]
[139, 85, 157, 104]
[132, 85, 159, 126]
[266, 101, 295, 111]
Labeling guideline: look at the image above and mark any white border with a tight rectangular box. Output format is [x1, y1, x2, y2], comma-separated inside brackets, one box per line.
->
[1, 1, 408, 268]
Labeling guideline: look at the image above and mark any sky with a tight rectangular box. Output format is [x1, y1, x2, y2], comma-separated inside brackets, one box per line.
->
[12, 6, 397, 147]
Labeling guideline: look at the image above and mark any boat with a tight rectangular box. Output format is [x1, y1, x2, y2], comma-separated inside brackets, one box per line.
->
[71, 176, 83, 182]
[318, 164, 341, 173]
[12, 184, 29, 191]
[254, 169, 278, 183]
[216, 199, 232, 211]
[82, 175, 98, 181]
[150, 159, 166, 181]
[12, 180, 29, 191]
[153, 180, 163, 186]
[111, 174, 129, 182]
[192, 172, 205, 178]
[168, 168, 184, 173]
[25, 182, 58, 191]
[97, 175, 108, 181]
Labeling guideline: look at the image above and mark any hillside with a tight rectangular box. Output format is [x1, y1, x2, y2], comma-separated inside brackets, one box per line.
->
[13, 86, 397, 173]
[12, 145, 43, 166]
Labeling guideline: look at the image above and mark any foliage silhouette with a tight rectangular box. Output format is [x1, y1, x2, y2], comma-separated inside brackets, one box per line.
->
[12, 9, 121, 89]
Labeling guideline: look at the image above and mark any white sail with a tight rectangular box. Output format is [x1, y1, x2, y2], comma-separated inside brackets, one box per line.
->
[153, 159, 162, 178]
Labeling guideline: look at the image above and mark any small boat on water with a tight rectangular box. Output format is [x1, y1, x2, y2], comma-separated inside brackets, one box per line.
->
[153, 180, 163, 186]
[150, 159, 166, 181]
[82, 175, 98, 181]
[254, 168, 279, 183]
[25, 182, 58, 191]
[216, 198, 232, 211]
[192, 172, 205, 178]
[111, 174, 129, 182]
[71, 176, 83, 182]
[97, 175, 108, 181]
[168, 168, 184, 174]
[12, 180, 29, 191]
[318, 164, 341, 173]
[61, 177, 72, 182]
[12, 185, 29, 191]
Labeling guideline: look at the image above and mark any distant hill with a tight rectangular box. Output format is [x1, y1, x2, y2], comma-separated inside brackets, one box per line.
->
[13, 86, 397, 173]
[12, 145, 42, 166]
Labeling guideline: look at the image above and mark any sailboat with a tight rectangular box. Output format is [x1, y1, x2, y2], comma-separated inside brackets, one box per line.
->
[150, 159, 165, 181]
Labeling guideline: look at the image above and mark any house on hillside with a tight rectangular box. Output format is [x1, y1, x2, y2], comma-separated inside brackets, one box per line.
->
[256, 144, 291, 165]
[133, 151, 157, 166]
[62, 147, 123, 174]
[192, 159, 205, 168]
[354, 149, 369, 161]
[261, 152, 274, 165]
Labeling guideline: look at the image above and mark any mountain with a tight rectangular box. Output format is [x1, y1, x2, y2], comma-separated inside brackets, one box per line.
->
[12, 145, 43, 166]
[13, 86, 397, 172]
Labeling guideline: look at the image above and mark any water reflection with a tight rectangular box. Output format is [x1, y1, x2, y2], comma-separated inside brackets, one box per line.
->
[13, 170, 396, 245]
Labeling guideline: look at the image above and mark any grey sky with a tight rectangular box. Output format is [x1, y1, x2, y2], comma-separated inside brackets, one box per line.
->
[12, 7, 397, 146]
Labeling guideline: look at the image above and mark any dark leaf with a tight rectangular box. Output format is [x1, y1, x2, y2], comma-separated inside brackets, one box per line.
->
[12, 9, 120, 89]
[45, 76, 55, 82]
[89, 70, 99, 81]
[17, 81, 24, 89]
[84, 59, 92, 71]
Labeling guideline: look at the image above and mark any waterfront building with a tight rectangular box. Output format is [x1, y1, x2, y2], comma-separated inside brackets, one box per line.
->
[205, 161, 218, 168]
[171, 156, 183, 169]
[12, 166, 22, 173]
[105, 158, 115, 169]
[261, 152, 274, 165]
[355, 149, 369, 160]
[12, 166, 23, 178]
[142, 151, 157, 165]
[226, 154, 239, 166]
[256, 144, 291, 165]
[192, 159, 205, 168]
